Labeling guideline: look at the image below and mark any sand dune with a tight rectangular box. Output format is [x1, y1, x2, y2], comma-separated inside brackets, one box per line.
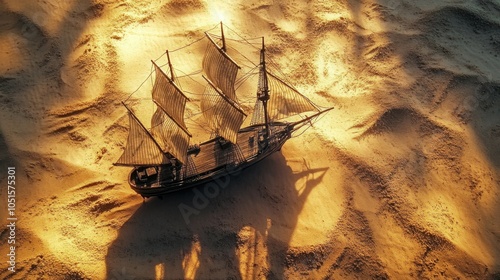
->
[1, 0, 499, 279]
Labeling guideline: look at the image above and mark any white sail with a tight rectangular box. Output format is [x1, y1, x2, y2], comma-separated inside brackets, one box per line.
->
[115, 112, 170, 166]
[251, 71, 319, 124]
[201, 32, 246, 143]
[202, 32, 240, 101]
[150, 107, 190, 164]
[151, 61, 189, 130]
[201, 77, 246, 143]
[149, 61, 191, 164]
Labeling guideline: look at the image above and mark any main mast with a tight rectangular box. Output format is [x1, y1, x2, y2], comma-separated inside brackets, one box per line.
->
[259, 37, 271, 138]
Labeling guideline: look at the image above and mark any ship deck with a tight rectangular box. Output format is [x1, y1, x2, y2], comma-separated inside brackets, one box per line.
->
[187, 124, 287, 176]
[129, 123, 291, 196]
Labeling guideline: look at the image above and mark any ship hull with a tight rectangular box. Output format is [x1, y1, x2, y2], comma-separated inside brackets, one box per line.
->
[128, 123, 292, 197]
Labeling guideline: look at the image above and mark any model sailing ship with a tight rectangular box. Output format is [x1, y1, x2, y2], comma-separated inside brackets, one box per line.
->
[114, 23, 333, 197]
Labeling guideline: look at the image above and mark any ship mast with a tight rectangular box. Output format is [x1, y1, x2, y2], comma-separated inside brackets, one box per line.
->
[220, 21, 226, 52]
[259, 37, 271, 138]
[166, 50, 175, 81]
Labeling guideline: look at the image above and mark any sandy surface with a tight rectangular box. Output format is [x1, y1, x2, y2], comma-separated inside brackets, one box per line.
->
[1, 0, 499, 279]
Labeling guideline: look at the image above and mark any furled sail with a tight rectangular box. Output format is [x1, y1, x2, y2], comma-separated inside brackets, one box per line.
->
[251, 71, 319, 124]
[151, 61, 189, 130]
[202, 33, 240, 101]
[150, 107, 190, 164]
[115, 112, 170, 166]
[201, 77, 246, 143]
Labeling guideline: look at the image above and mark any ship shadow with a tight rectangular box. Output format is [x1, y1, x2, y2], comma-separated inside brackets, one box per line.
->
[105, 151, 328, 279]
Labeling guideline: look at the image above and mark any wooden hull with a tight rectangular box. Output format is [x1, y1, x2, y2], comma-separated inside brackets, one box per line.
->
[129, 123, 292, 197]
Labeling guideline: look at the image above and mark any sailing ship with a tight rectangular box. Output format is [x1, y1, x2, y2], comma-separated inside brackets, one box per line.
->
[114, 23, 333, 197]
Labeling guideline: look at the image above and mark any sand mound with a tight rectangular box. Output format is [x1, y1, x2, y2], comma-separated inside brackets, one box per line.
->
[358, 107, 425, 137]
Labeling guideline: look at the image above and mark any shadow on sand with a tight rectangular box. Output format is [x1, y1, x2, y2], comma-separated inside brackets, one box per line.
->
[105, 152, 328, 279]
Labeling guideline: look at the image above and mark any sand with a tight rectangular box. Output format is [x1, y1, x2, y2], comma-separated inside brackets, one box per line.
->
[0, 0, 499, 279]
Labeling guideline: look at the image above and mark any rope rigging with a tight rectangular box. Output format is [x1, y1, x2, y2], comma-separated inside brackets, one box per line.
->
[120, 22, 325, 138]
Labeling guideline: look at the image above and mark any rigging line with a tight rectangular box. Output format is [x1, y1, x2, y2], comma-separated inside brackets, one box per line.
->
[293, 112, 328, 137]
[222, 23, 262, 51]
[233, 60, 255, 70]
[293, 120, 314, 138]
[210, 33, 263, 44]
[239, 70, 259, 82]
[228, 45, 258, 68]
[185, 103, 222, 119]
[239, 66, 259, 78]
[266, 60, 319, 109]
[235, 72, 259, 90]
[235, 66, 259, 84]
[315, 103, 333, 111]
[293, 126, 310, 138]
[316, 109, 333, 125]
[124, 65, 155, 101]
[224, 36, 264, 44]
[265, 57, 289, 80]
[267, 60, 290, 82]
[150, 111, 168, 130]
[169, 35, 206, 53]
[315, 111, 329, 124]
[175, 69, 203, 78]
[210, 35, 261, 51]
[234, 61, 259, 85]
[185, 118, 212, 134]
[155, 63, 186, 92]
[165, 23, 219, 54]
[205, 23, 221, 33]
[158, 62, 168, 69]
[153, 51, 166, 62]
[189, 95, 239, 119]
[266, 59, 301, 91]
[123, 24, 237, 102]
[172, 68, 205, 88]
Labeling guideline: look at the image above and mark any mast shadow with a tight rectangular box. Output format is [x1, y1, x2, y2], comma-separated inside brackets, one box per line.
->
[105, 151, 329, 279]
